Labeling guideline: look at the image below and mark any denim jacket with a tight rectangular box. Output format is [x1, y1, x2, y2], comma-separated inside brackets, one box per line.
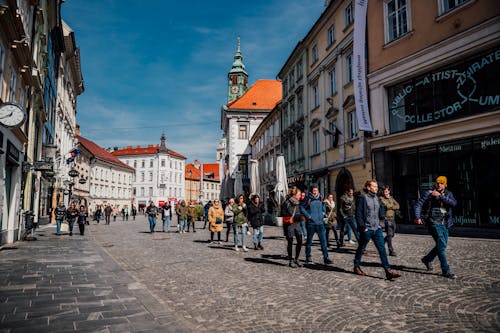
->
[414, 189, 457, 228]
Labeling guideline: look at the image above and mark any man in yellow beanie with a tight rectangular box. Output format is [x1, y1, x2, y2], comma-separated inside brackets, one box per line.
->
[414, 175, 457, 279]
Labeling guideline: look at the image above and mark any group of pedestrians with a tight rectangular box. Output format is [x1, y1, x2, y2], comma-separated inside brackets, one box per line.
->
[54, 201, 88, 236]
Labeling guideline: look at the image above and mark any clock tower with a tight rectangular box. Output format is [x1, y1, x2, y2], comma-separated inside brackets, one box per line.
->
[227, 37, 248, 103]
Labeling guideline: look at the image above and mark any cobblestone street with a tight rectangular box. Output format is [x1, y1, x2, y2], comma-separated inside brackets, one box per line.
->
[0, 216, 499, 332]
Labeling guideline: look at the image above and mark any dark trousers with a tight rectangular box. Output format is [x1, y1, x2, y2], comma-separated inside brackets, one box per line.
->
[354, 228, 390, 270]
[385, 219, 396, 253]
[340, 216, 359, 243]
[423, 224, 450, 273]
[305, 223, 329, 260]
[105, 215, 111, 224]
[78, 223, 85, 235]
[287, 231, 303, 261]
[325, 225, 339, 246]
[225, 223, 233, 241]
[211, 232, 221, 241]
[187, 221, 195, 232]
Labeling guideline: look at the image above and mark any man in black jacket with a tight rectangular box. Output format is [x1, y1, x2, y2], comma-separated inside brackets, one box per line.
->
[353, 179, 401, 280]
[54, 201, 66, 236]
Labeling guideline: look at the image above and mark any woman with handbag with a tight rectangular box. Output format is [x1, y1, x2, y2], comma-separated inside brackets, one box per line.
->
[324, 194, 340, 249]
[281, 187, 305, 268]
[208, 200, 224, 244]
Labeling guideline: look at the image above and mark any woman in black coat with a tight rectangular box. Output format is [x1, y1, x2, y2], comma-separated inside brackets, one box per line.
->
[247, 194, 266, 250]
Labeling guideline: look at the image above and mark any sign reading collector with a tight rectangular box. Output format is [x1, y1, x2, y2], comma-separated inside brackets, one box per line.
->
[388, 47, 500, 134]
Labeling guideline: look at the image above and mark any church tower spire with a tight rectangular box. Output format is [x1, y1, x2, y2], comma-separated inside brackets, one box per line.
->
[227, 37, 248, 103]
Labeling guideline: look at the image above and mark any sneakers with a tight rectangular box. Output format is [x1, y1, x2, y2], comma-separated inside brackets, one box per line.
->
[69, 232, 73, 236]
[442, 272, 456, 279]
[254, 244, 258, 250]
[389, 251, 397, 257]
[289, 260, 298, 268]
[324, 258, 333, 265]
[246, 230, 251, 236]
[258, 243, 264, 250]
[354, 266, 366, 276]
[385, 269, 401, 280]
[305, 257, 313, 264]
[348, 240, 355, 244]
[421, 258, 433, 271]
[242, 246, 248, 252]
[234, 246, 240, 252]
[294, 260, 303, 267]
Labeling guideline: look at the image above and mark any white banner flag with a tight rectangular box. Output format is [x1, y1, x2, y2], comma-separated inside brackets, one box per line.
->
[353, 0, 373, 132]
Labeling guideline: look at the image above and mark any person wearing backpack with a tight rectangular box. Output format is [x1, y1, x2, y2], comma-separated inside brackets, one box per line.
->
[282, 187, 305, 268]
[353, 179, 401, 280]
[301, 184, 332, 266]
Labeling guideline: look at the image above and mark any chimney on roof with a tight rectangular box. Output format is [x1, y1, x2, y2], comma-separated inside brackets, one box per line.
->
[113, 146, 118, 151]
[75, 124, 80, 136]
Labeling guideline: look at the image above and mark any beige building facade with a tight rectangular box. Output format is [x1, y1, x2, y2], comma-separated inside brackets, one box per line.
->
[366, 0, 500, 227]
[288, 0, 371, 198]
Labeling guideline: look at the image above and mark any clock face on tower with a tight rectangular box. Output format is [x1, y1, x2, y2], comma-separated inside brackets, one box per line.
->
[231, 86, 239, 94]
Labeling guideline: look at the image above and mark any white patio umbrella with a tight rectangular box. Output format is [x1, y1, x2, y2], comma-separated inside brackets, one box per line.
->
[249, 159, 260, 197]
[234, 170, 244, 198]
[218, 159, 225, 199]
[274, 154, 288, 206]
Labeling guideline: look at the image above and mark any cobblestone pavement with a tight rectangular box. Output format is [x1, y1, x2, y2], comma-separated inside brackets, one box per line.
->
[0, 216, 499, 332]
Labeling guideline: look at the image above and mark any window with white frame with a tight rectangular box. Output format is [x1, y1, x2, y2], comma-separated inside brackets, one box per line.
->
[149, 187, 153, 196]
[297, 92, 303, 116]
[283, 77, 288, 96]
[140, 172, 145, 182]
[161, 159, 165, 167]
[238, 124, 248, 139]
[345, 2, 354, 28]
[149, 172, 153, 182]
[140, 187, 144, 196]
[345, 53, 353, 83]
[347, 110, 358, 140]
[327, 24, 335, 47]
[284, 108, 288, 129]
[289, 99, 295, 124]
[439, 0, 468, 14]
[289, 70, 295, 89]
[150, 160, 153, 168]
[312, 83, 319, 108]
[313, 129, 320, 154]
[328, 68, 337, 96]
[296, 61, 303, 80]
[290, 138, 296, 162]
[385, 0, 410, 43]
[311, 43, 318, 64]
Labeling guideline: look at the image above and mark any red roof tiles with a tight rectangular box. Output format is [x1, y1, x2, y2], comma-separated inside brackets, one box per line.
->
[185, 163, 220, 181]
[112, 144, 186, 160]
[77, 136, 135, 171]
[227, 80, 282, 110]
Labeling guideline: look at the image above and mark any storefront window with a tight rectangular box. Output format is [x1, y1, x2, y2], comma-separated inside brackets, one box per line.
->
[392, 134, 500, 227]
[387, 46, 500, 133]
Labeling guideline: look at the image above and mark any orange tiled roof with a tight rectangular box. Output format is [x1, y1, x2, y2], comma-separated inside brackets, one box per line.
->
[227, 80, 282, 110]
[112, 144, 186, 160]
[77, 136, 135, 171]
[185, 163, 220, 181]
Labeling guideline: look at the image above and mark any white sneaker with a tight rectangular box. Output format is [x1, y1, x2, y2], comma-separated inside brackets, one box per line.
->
[348, 240, 355, 244]
[242, 246, 248, 252]
[234, 246, 240, 252]
[246, 231, 251, 236]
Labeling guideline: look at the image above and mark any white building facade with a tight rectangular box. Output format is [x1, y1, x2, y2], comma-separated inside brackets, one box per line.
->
[113, 134, 186, 208]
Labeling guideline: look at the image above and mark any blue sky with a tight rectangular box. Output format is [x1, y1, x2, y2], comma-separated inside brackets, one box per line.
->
[62, 1, 324, 163]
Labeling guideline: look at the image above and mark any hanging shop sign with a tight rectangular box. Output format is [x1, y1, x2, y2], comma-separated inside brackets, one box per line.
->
[34, 161, 53, 172]
[68, 169, 79, 177]
[78, 178, 86, 184]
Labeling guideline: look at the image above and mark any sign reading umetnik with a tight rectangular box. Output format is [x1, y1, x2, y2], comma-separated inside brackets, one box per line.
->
[353, 0, 373, 132]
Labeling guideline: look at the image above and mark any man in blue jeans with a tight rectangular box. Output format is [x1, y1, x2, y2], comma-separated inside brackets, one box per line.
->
[54, 201, 66, 236]
[301, 184, 332, 265]
[145, 201, 158, 233]
[415, 175, 457, 279]
[353, 179, 401, 280]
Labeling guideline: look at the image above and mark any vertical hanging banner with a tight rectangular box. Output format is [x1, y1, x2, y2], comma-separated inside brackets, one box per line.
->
[353, 0, 373, 132]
